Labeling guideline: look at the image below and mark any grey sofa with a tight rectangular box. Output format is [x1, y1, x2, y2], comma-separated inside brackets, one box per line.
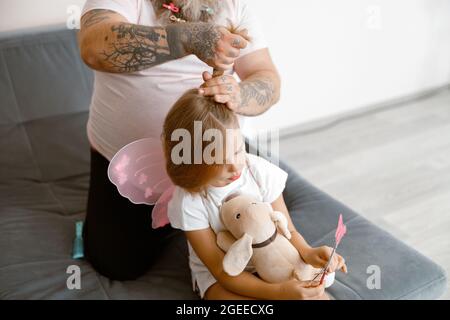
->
[0, 26, 446, 300]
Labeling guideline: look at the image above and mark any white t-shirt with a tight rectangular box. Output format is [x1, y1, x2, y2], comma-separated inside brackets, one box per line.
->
[167, 153, 288, 296]
[82, 0, 268, 161]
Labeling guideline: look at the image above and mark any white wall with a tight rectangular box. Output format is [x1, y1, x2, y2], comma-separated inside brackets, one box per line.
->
[248, 0, 450, 132]
[0, 0, 86, 31]
[1, 0, 449, 132]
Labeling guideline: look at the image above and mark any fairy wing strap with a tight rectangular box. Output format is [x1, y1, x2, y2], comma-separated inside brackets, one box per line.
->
[107, 138, 175, 229]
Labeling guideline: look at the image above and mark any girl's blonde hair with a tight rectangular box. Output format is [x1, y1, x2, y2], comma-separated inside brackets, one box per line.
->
[162, 89, 239, 194]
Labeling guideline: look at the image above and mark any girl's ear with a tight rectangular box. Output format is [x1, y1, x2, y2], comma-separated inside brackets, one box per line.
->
[223, 233, 253, 276]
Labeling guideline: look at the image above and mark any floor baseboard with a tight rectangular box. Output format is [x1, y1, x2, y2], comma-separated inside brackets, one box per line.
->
[280, 83, 450, 139]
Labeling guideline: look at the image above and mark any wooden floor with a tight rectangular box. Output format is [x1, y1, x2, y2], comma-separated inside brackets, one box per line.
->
[279, 87, 450, 299]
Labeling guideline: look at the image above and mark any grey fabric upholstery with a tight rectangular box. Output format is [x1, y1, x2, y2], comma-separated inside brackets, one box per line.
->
[0, 26, 446, 300]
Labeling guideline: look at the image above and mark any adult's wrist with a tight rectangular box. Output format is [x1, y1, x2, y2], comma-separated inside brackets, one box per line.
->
[165, 24, 189, 58]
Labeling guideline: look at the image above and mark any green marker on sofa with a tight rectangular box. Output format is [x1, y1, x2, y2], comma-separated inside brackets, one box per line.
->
[72, 221, 84, 260]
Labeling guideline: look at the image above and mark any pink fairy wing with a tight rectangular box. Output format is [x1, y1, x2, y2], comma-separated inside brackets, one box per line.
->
[151, 185, 176, 229]
[108, 138, 173, 205]
[335, 214, 347, 247]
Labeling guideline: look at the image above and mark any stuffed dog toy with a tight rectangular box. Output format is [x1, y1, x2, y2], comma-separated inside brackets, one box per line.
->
[216, 193, 334, 287]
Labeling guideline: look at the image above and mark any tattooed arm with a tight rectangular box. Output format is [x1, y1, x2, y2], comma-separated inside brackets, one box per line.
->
[234, 48, 281, 116]
[237, 71, 280, 116]
[79, 9, 248, 73]
[200, 48, 281, 116]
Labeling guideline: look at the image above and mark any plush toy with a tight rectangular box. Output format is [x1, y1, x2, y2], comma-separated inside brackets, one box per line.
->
[216, 193, 335, 287]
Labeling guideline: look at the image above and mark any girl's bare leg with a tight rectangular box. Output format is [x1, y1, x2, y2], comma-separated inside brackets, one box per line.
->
[319, 292, 331, 300]
[204, 282, 256, 300]
[204, 282, 331, 300]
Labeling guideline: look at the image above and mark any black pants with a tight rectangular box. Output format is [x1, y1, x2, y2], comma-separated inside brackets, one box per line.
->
[83, 147, 177, 281]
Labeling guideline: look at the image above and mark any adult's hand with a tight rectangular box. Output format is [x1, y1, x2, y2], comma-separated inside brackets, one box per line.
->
[199, 71, 242, 111]
[278, 279, 327, 300]
[180, 23, 249, 71]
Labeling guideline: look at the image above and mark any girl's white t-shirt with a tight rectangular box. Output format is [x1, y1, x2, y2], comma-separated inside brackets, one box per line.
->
[167, 153, 288, 287]
[81, 0, 268, 161]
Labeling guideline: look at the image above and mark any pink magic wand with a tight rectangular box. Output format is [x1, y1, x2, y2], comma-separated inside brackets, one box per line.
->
[312, 214, 347, 285]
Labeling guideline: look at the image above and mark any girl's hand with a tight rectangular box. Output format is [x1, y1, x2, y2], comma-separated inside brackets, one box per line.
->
[303, 246, 348, 274]
[199, 71, 242, 112]
[278, 279, 326, 300]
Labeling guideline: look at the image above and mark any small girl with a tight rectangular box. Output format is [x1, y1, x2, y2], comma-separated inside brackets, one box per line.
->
[162, 89, 346, 300]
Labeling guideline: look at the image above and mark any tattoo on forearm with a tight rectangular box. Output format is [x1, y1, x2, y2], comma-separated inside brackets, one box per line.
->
[240, 79, 275, 110]
[101, 24, 177, 73]
[82, 9, 112, 28]
[100, 22, 220, 73]
[178, 23, 221, 64]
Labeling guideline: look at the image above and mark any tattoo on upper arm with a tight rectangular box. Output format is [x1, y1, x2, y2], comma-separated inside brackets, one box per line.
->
[240, 79, 275, 109]
[82, 9, 113, 28]
[101, 24, 173, 73]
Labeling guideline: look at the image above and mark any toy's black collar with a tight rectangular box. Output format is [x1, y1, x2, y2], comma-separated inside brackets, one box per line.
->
[252, 227, 277, 249]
